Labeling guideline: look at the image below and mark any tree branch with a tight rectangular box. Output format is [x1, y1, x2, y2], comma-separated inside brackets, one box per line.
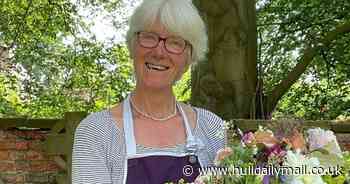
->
[266, 20, 350, 113]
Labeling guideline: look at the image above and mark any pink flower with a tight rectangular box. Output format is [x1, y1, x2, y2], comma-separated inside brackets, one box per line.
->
[214, 147, 233, 166]
[266, 144, 287, 164]
[267, 144, 286, 157]
[242, 132, 255, 145]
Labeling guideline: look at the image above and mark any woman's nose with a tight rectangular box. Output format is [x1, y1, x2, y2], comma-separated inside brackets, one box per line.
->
[153, 40, 167, 57]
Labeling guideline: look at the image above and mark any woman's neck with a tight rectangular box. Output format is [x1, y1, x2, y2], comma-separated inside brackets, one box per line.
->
[131, 86, 176, 119]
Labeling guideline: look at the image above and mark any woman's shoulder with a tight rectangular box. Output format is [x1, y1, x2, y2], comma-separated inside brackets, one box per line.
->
[78, 110, 111, 127]
[191, 106, 226, 141]
[193, 106, 224, 127]
[75, 109, 121, 138]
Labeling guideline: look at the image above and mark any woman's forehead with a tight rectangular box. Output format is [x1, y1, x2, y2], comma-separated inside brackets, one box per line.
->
[143, 20, 183, 38]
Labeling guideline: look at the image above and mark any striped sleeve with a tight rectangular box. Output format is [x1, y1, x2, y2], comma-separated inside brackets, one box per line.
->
[196, 108, 226, 165]
[72, 114, 112, 184]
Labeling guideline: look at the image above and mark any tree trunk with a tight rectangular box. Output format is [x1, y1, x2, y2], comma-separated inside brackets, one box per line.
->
[191, 0, 257, 120]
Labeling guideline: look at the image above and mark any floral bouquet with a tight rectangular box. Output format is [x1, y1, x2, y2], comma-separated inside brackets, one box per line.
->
[195, 121, 350, 184]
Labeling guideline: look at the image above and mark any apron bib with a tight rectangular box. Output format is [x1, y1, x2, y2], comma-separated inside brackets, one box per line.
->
[122, 95, 203, 184]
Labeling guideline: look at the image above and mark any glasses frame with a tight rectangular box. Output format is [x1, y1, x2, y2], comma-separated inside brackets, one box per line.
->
[135, 31, 191, 55]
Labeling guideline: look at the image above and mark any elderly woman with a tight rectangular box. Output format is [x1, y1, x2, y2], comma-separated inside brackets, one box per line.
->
[72, 0, 226, 183]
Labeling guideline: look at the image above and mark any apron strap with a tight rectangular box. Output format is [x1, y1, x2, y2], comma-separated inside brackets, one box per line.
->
[123, 95, 137, 156]
[177, 103, 198, 154]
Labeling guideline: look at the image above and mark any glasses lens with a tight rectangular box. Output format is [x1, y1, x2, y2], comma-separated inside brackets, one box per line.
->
[137, 31, 187, 54]
[138, 32, 158, 48]
[165, 37, 186, 54]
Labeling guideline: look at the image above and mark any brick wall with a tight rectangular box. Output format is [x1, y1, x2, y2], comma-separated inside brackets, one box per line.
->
[0, 129, 62, 184]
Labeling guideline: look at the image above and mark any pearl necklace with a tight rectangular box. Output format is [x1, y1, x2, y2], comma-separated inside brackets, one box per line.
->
[130, 96, 177, 121]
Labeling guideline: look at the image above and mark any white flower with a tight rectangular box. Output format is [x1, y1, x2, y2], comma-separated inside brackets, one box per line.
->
[194, 175, 208, 184]
[222, 121, 230, 130]
[307, 128, 342, 157]
[283, 151, 325, 184]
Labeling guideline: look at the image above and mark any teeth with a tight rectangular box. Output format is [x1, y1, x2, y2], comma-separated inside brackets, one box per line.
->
[149, 63, 166, 70]
[145, 62, 169, 71]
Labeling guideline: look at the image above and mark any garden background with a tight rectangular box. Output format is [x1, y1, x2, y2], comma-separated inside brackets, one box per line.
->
[0, 0, 349, 183]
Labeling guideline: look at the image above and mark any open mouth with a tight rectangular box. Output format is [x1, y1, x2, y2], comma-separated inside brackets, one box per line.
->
[145, 62, 169, 71]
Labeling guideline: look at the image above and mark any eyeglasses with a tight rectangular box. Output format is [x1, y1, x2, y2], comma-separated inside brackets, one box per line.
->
[136, 31, 190, 55]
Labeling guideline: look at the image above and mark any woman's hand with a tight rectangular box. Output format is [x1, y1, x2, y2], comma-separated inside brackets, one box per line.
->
[213, 147, 233, 166]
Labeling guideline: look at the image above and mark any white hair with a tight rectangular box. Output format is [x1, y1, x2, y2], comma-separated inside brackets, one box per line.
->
[126, 0, 208, 64]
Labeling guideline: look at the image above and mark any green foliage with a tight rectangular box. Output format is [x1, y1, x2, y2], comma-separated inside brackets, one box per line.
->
[173, 69, 191, 103]
[322, 151, 350, 184]
[274, 77, 350, 120]
[0, 0, 134, 118]
[257, 0, 350, 119]
[0, 74, 21, 117]
[1, 0, 349, 120]
[21, 43, 134, 118]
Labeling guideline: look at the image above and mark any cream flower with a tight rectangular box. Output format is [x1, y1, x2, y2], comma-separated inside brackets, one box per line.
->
[283, 150, 325, 184]
[307, 128, 342, 157]
[194, 175, 209, 184]
[254, 130, 279, 148]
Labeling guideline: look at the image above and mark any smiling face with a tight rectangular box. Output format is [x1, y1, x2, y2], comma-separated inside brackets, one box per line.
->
[132, 21, 190, 90]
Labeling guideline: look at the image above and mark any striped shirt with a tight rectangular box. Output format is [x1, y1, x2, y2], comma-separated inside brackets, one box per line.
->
[72, 107, 226, 184]
[136, 143, 186, 154]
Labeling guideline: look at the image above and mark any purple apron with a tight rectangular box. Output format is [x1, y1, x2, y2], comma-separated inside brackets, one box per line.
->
[122, 95, 203, 184]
